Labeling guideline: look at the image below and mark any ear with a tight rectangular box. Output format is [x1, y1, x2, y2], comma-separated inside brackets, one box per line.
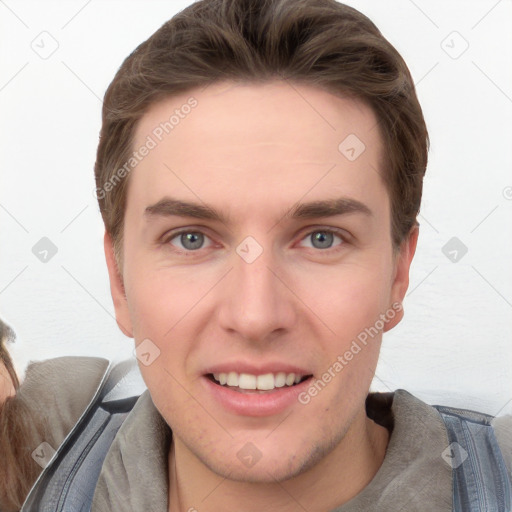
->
[104, 231, 133, 338]
[383, 225, 419, 332]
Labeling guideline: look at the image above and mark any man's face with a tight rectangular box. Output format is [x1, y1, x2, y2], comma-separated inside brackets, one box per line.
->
[106, 81, 415, 482]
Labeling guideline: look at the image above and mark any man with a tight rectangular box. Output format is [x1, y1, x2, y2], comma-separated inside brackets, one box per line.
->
[3, 0, 511, 510]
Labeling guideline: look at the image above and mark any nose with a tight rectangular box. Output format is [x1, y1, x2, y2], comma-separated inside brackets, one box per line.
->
[217, 241, 297, 344]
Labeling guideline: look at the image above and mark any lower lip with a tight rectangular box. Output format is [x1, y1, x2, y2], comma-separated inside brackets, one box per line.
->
[202, 375, 313, 417]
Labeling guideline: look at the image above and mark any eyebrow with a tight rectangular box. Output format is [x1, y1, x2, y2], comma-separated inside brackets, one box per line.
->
[144, 196, 372, 223]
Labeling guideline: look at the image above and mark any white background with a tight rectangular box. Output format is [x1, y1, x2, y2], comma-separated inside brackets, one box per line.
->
[1, 0, 511, 415]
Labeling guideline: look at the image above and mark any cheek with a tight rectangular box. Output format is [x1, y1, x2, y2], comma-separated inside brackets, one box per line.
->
[124, 265, 212, 388]
[293, 259, 392, 410]
[125, 262, 201, 339]
[295, 258, 393, 337]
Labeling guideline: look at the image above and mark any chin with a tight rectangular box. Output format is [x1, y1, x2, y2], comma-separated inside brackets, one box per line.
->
[196, 431, 336, 486]
[206, 454, 309, 484]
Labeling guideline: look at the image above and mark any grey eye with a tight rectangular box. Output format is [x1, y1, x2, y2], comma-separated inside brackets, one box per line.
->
[179, 232, 205, 250]
[310, 231, 334, 249]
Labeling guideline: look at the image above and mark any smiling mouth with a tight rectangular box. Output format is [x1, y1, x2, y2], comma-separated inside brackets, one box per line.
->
[206, 372, 313, 393]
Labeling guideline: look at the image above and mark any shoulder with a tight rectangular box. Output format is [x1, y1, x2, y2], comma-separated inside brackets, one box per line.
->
[22, 355, 109, 383]
[20, 356, 110, 408]
[362, 389, 453, 510]
[395, 390, 512, 488]
[379, 390, 511, 505]
[492, 415, 512, 482]
[18, 356, 110, 446]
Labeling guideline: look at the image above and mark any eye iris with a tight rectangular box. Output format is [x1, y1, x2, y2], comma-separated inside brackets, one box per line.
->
[181, 232, 204, 250]
[311, 231, 333, 249]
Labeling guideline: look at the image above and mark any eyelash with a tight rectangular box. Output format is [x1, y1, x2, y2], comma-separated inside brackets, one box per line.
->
[161, 227, 349, 255]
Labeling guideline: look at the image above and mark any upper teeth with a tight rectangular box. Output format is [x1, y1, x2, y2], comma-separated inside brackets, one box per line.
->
[212, 372, 304, 390]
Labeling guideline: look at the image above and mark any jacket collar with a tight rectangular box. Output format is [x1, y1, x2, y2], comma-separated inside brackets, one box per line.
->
[92, 390, 171, 511]
[92, 389, 451, 511]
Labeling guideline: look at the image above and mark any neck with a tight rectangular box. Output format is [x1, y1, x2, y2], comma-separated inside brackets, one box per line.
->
[168, 410, 389, 512]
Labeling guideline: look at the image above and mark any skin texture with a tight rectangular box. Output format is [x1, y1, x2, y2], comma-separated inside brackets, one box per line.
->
[105, 81, 418, 511]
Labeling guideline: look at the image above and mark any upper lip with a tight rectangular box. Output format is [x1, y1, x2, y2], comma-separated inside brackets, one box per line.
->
[203, 361, 312, 376]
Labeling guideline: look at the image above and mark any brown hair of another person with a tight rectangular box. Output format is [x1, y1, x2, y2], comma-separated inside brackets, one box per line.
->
[0, 320, 48, 511]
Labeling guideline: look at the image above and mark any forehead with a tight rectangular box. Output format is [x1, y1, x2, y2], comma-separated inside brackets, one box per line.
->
[129, 81, 385, 218]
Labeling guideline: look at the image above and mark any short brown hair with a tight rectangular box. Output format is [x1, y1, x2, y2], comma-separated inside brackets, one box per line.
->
[94, 0, 428, 266]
